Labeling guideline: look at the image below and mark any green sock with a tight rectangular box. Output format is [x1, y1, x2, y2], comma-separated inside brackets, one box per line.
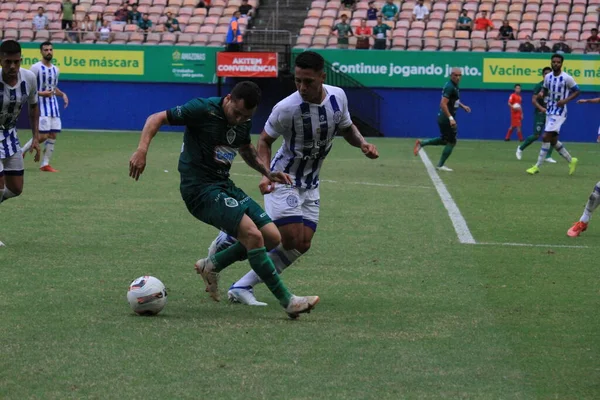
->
[438, 144, 454, 167]
[247, 247, 292, 307]
[519, 134, 539, 151]
[211, 241, 248, 272]
[421, 137, 445, 146]
[546, 146, 554, 158]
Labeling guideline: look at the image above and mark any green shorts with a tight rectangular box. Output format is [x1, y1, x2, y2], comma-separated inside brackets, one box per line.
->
[437, 118, 458, 144]
[533, 115, 546, 135]
[181, 180, 272, 238]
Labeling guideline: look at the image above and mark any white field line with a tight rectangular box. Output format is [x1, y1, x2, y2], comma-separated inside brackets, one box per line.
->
[418, 149, 477, 244]
[476, 242, 589, 249]
[229, 173, 432, 189]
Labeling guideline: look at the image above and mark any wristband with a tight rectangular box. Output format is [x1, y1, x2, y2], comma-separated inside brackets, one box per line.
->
[449, 116, 454, 121]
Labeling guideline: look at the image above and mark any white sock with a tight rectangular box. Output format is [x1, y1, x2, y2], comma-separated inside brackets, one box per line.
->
[232, 244, 302, 288]
[580, 182, 600, 223]
[536, 142, 551, 167]
[21, 138, 33, 153]
[0, 186, 17, 203]
[554, 141, 572, 163]
[41, 139, 55, 167]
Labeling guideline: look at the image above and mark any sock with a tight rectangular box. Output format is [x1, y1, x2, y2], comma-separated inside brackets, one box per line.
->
[517, 130, 523, 141]
[554, 141, 572, 163]
[421, 137, 444, 147]
[210, 241, 248, 273]
[505, 128, 512, 140]
[0, 186, 16, 204]
[580, 182, 600, 223]
[21, 138, 33, 153]
[41, 139, 55, 167]
[247, 247, 292, 307]
[233, 244, 302, 288]
[519, 134, 538, 151]
[535, 142, 551, 167]
[437, 144, 454, 167]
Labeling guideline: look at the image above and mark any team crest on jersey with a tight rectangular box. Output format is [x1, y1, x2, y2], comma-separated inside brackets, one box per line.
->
[319, 114, 325, 122]
[226, 128, 236, 145]
[286, 195, 299, 208]
[333, 110, 342, 124]
[224, 197, 239, 207]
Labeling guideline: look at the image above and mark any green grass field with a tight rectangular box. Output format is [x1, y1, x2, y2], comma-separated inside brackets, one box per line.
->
[2, 131, 599, 399]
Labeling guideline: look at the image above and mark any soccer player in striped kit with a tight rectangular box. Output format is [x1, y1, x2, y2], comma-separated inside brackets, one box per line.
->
[204, 51, 379, 306]
[526, 54, 580, 175]
[0, 40, 41, 246]
[22, 41, 69, 172]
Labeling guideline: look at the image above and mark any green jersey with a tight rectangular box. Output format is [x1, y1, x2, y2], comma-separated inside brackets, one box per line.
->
[372, 24, 391, 39]
[381, 3, 398, 19]
[458, 16, 472, 25]
[438, 80, 460, 119]
[167, 97, 252, 189]
[61, 0, 75, 21]
[533, 80, 547, 117]
[333, 23, 352, 44]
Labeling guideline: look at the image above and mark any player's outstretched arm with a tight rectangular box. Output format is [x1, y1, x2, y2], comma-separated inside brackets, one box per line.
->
[28, 103, 41, 162]
[129, 111, 169, 181]
[459, 103, 471, 113]
[577, 97, 600, 104]
[340, 124, 379, 159]
[239, 143, 292, 185]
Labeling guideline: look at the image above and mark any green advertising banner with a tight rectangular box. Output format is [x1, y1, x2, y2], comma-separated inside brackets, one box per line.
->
[293, 49, 600, 90]
[20, 43, 221, 83]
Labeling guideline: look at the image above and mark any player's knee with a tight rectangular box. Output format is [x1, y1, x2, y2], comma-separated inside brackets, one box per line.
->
[243, 226, 264, 249]
[263, 230, 281, 250]
[296, 239, 312, 254]
[280, 234, 298, 251]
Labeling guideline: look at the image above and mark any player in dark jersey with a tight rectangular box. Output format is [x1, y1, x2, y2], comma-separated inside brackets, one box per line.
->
[128, 81, 319, 319]
[413, 67, 471, 172]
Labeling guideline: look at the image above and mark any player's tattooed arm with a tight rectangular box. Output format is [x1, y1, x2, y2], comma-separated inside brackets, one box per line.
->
[340, 124, 379, 159]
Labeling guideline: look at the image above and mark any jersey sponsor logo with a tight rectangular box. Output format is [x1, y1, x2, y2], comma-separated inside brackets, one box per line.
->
[224, 197, 239, 207]
[260, 212, 267, 218]
[286, 194, 299, 208]
[226, 128, 236, 145]
[333, 110, 342, 124]
[214, 145, 236, 165]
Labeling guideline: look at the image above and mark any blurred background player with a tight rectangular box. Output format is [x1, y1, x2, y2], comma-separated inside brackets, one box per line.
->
[526, 54, 579, 175]
[516, 67, 556, 163]
[208, 51, 379, 306]
[413, 67, 471, 172]
[505, 84, 524, 141]
[0, 40, 41, 245]
[567, 96, 600, 237]
[22, 41, 69, 172]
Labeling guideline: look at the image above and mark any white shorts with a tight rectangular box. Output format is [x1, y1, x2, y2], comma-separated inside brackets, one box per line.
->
[0, 150, 24, 177]
[39, 116, 62, 133]
[544, 115, 566, 133]
[264, 184, 320, 231]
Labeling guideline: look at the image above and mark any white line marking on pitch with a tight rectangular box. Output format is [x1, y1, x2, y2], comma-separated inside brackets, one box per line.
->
[230, 173, 432, 189]
[418, 149, 477, 244]
[476, 242, 589, 249]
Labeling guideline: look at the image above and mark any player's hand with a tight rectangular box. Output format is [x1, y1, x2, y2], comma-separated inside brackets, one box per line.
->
[450, 119, 457, 128]
[463, 105, 471, 113]
[258, 176, 274, 194]
[577, 99, 587, 104]
[63, 94, 69, 109]
[129, 149, 147, 181]
[31, 137, 41, 163]
[557, 99, 568, 107]
[541, 107, 547, 113]
[361, 142, 379, 159]
[268, 171, 293, 186]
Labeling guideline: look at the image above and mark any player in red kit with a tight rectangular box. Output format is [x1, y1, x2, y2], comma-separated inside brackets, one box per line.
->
[505, 84, 524, 141]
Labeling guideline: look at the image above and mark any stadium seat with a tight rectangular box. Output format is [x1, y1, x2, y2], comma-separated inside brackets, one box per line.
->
[505, 40, 520, 52]
[20, 29, 35, 41]
[51, 30, 66, 42]
[32, 30, 50, 42]
[214, 25, 229, 34]
[192, 7, 207, 16]
[188, 16, 205, 25]
[455, 30, 469, 40]
[438, 29, 453, 39]
[564, 31, 580, 41]
[423, 38, 439, 50]
[472, 39, 487, 52]
[314, 27, 329, 36]
[199, 25, 215, 34]
[307, 8, 321, 18]
[439, 39, 455, 51]
[0, 3, 15, 12]
[322, 9, 338, 19]
[555, 4, 570, 15]
[432, 2, 447, 12]
[408, 28, 423, 38]
[296, 35, 312, 47]
[177, 33, 193, 45]
[549, 32, 563, 41]
[488, 40, 504, 51]
[326, 0, 341, 10]
[407, 38, 423, 51]
[524, 4, 540, 13]
[311, 0, 326, 9]
[424, 29, 438, 38]
[112, 32, 129, 44]
[4, 21, 19, 30]
[455, 40, 471, 52]
[145, 33, 161, 44]
[300, 27, 315, 36]
[571, 41, 586, 54]
[184, 24, 200, 33]
[191, 33, 209, 45]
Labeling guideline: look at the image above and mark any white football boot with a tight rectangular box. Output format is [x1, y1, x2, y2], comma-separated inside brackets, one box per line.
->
[228, 286, 267, 306]
[285, 295, 320, 319]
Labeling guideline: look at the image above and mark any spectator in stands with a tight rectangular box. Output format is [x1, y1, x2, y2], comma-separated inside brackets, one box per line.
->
[552, 36, 572, 54]
[355, 19, 372, 49]
[367, 1, 378, 21]
[66, 21, 80, 43]
[518, 40, 535, 52]
[474, 10, 493, 32]
[226, 11, 243, 52]
[128, 4, 142, 25]
[535, 38, 551, 53]
[456, 10, 472, 34]
[33, 7, 49, 31]
[342, 0, 357, 11]
[412, 0, 429, 22]
[97, 19, 113, 43]
[138, 13, 153, 42]
[585, 28, 600, 53]
[95, 13, 105, 30]
[331, 13, 353, 49]
[497, 20, 515, 41]
[79, 14, 95, 42]
[381, 0, 398, 22]
[239, 0, 255, 21]
[197, 0, 211, 10]
[165, 12, 181, 33]
[59, 0, 79, 31]
[372, 16, 391, 50]
[114, 3, 129, 24]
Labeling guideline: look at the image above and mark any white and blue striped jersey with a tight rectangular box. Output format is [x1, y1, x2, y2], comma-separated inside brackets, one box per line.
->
[266, 85, 352, 189]
[0, 68, 38, 159]
[29, 62, 60, 118]
[543, 71, 579, 117]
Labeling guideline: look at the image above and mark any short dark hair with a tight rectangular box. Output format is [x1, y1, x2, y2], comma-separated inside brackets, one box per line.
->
[542, 66, 552, 73]
[551, 53, 564, 62]
[230, 81, 261, 109]
[592, 28, 598, 32]
[295, 51, 324, 72]
[0, 40, 21, 56]
[39, 41, 52, 50]
[340, 13, 347, 18]
[514, 84, 521, 88]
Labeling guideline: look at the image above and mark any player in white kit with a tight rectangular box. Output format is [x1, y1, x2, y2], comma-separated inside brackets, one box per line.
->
[0, 40, 41, 246]
[204, 51, 379, 305]
[527, 53, 580, 175]
[22, 41, 68, 173]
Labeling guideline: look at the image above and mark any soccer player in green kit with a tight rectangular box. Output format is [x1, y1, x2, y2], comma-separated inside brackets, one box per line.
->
[129, 81, 319, 319]
[413, 67, 471, 171]
[515, 66, 556, 163]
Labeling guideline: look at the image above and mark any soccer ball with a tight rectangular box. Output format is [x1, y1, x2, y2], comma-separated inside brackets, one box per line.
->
[127, 276, 168, 316]
[512, 103, 522, 110]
